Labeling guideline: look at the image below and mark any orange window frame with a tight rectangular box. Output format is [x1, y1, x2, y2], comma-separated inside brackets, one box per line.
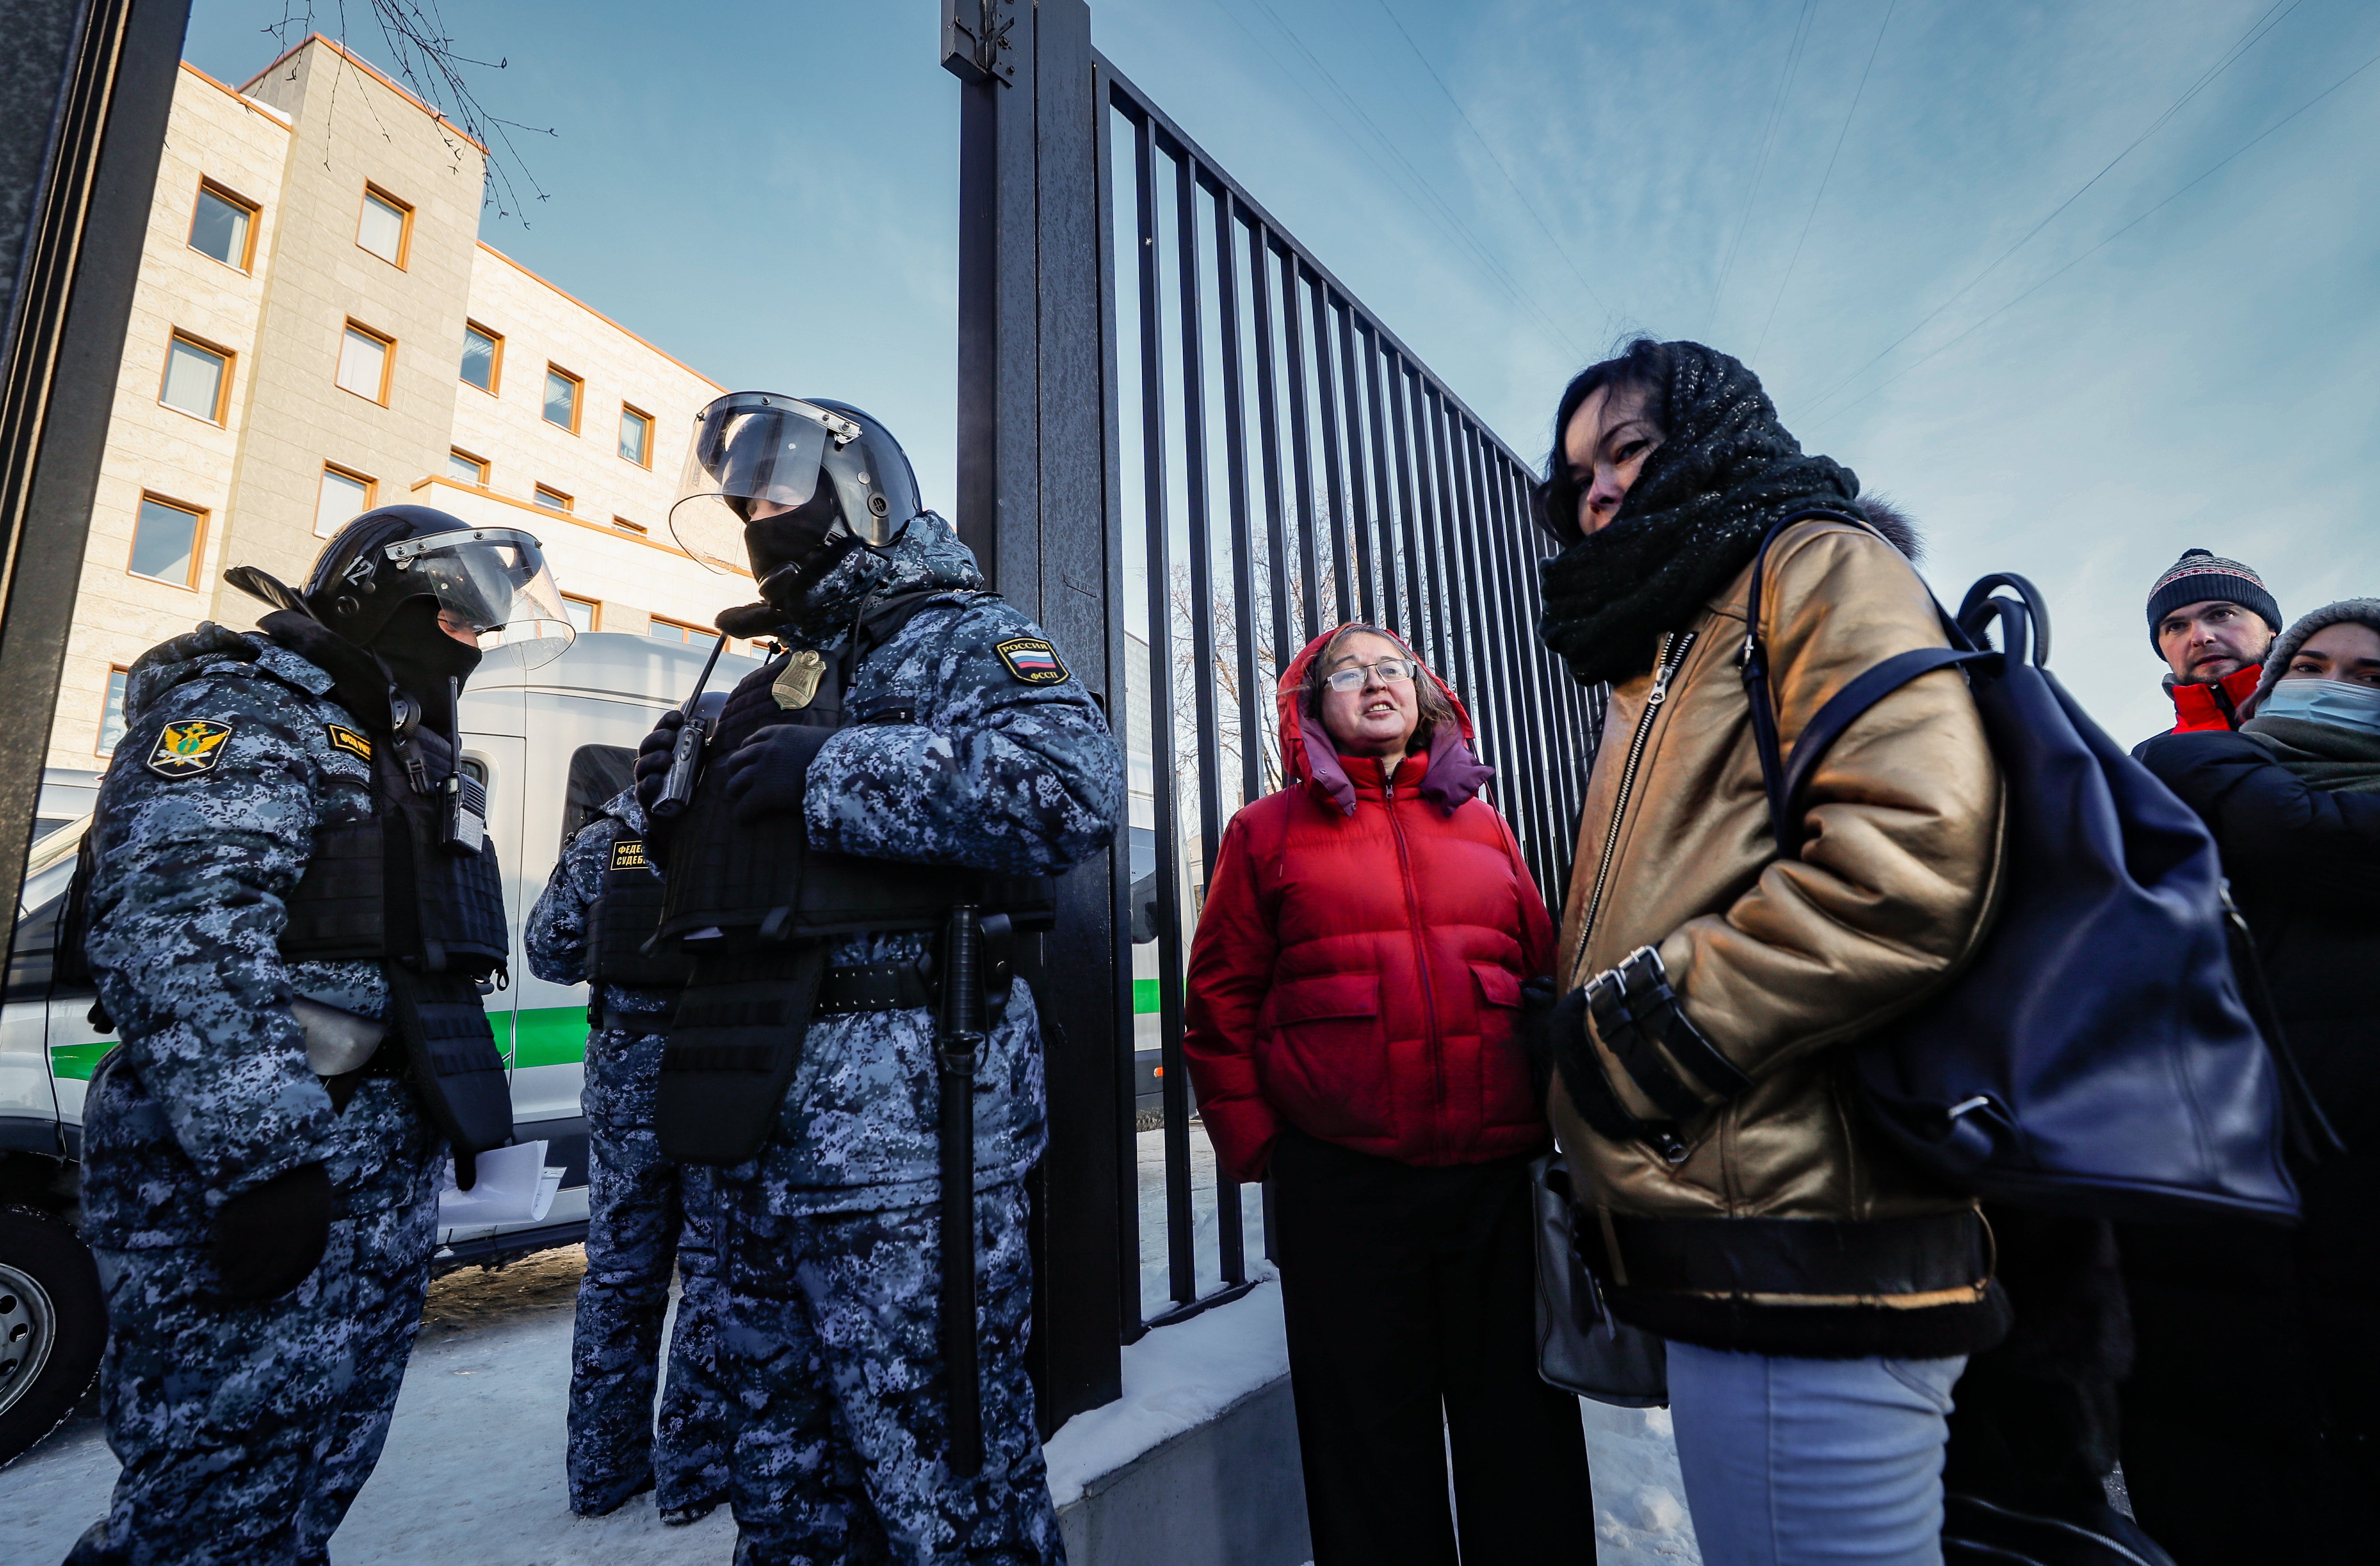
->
[542, 364, 584, 434]
[533, 483, 574, 513]
[461, 319, 504, 395]
[337, 319, 397, 406]
[189, 178, 260, 272]
[158, 329, 235, 424]
[618, 403, 654, 468]
[357, 183, 414, 269]
[126, 490, 209, 590]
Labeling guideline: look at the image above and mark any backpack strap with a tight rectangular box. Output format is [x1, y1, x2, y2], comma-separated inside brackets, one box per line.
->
[1740, 510, 1991, 860]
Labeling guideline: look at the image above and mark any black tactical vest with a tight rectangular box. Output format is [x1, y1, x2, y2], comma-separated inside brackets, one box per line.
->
[655, 589, 1051, 1164]
[583, 830, 688, 990]
[274, 701, 512, 1157]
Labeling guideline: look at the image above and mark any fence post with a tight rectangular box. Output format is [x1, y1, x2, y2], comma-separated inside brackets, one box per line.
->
[947, 0, 1126, 1433]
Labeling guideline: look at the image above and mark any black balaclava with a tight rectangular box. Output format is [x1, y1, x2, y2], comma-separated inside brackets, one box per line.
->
[368, 597, 482, 735]
[1536, 342, 1864, 686]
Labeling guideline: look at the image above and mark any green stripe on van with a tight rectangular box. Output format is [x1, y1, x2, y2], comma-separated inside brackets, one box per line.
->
[499, 1006, 591, 1069]
[1134, 979, 1159, 1015]
[49, 1041, 113, 1081]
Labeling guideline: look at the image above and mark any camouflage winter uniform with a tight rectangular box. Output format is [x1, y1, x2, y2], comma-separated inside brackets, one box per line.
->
[690, 513, 1121, 1565]
[524, 789, 730, 1517]
[66, 625, 442, 1566]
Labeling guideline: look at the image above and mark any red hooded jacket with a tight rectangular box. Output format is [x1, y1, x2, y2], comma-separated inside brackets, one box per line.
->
[1181, 627, 1554, 1184]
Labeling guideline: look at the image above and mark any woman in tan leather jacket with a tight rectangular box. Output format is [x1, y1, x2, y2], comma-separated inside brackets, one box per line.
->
[1535, 339, 2005, 1566]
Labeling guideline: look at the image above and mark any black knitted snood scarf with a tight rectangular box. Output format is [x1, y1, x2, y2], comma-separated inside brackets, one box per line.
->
[1537, 343, 1864, 686]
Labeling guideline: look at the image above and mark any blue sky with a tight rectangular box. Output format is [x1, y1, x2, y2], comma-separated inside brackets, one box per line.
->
[184, 0, 2380, 741]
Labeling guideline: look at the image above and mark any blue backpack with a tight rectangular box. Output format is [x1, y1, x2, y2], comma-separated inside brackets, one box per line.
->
[1739, 512, 2332, 1223]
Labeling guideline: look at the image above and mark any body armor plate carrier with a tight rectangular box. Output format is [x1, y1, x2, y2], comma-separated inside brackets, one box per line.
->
[279, 710, 514, 1159]
[654, 589, 1052, 1165]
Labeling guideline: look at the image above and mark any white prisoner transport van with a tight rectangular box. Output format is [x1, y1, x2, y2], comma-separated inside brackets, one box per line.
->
[0, 631, 758, 1465]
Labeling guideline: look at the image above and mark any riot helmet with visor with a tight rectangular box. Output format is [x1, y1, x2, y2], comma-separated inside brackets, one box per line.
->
[300, 505, 571, 663]
[670, 392, 923, 577]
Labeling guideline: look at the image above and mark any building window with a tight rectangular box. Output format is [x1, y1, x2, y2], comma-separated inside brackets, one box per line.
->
[448, 448, 489, 487]
[356, 185, 412, 267]
[533, 484, 573, 513]
[460, 321, 502, 393]
[611, 516, 648, 536]
[159, 331, 231, 423]
[618, 405, 653, 467]
[561, 595, 599, 633]
[128, 493, 206, 588]
[336, 321, 393, 404]
[187, 180, 257, 270]
[648, 616, 719, 651]
[98, 667, 130, 756]
[543, 366, 582, 433]
[315, 464, 374, 538]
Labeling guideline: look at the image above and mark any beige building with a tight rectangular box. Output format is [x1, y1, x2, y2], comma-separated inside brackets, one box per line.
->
[42, 36, 750, 823]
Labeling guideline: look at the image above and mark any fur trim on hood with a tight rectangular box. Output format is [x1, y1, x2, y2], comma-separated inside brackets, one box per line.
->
[1275, 625, 1493, 817]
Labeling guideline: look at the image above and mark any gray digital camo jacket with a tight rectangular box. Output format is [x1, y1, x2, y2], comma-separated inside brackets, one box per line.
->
[78, 625, 438, 1248]
[702, 512, 1125, 1214]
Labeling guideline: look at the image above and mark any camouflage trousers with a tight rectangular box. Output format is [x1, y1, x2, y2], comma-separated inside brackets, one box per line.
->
[64, 1199, 436, 1566]
[568, 1120, 733, 1514]
[716, 1176, 1064, 1566]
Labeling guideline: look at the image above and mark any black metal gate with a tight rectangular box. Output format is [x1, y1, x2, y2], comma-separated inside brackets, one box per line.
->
[944, 0, 1603, 1432]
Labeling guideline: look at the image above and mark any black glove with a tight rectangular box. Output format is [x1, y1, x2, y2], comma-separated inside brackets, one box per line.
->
[210, 1162, 333, 1302]
[723, 723, 833, 826]
[1520, 976, 1559, 1108]
[632, 710, 685, 815]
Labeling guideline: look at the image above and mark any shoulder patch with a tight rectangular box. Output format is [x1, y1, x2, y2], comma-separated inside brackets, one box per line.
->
[994, 636, 1069, 686]
[325, 724, 372, 762]
[608, 838, 648, 872]
[146, 718, 235, 779]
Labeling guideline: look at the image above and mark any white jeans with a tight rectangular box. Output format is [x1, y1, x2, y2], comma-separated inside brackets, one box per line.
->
[1668, 1342, 1967, 1566]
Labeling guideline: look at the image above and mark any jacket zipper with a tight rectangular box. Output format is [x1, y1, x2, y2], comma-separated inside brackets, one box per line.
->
[1576, 630, 1697, 958]
[1382, 769, 1446, 1158]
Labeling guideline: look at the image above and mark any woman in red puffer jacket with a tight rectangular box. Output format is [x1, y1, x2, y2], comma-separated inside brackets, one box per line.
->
[1183, 622, 1590, 1566]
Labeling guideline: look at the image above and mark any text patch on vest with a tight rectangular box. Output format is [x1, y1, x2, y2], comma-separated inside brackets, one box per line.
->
[995, 637, 1068, 685]
[146, 718, 235, 778]
[610, 838, 648, 872]
[326, 724, 372, 761]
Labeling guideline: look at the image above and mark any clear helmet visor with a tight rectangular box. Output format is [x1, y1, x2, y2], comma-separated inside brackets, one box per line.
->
[668, 392, 920, 573]
[385, 528, 574, 669]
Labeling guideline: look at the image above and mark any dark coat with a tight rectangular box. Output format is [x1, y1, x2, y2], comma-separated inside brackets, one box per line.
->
[2135, 729, 2380, 1143]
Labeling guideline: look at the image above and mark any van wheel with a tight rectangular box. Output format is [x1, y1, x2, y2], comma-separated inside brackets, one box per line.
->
[0, 1206, 104, 1467]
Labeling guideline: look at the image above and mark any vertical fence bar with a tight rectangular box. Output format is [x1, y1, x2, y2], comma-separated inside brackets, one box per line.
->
[1358, 326, 1400, 642]
[1278, 250, 1320, 643]
[1246, 217, 1293, 702]
[1129, 114, 1195, 1314]
[1167, 143, 1218, 1312]
[1206, 172, 1253, 1286]
[1306, 273, 1355, 626]
[1386, 359, 1430, 667]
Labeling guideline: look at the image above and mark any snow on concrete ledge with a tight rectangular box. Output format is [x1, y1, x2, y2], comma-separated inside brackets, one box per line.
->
[1043, 1278, 1291, 1508]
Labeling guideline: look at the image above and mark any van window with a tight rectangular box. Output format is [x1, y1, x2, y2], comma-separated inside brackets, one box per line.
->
[8, 856, 79, 1003]
[563, 744, 637, 855]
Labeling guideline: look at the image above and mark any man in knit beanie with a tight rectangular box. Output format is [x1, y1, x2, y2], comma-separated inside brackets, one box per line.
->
[2145, 548, 2282, 737]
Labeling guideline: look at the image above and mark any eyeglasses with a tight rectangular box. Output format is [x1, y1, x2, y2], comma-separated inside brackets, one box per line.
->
[1323, 657, 1417, 692]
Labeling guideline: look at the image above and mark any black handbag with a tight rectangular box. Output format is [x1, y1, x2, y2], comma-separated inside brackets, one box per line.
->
[1738, 512, 2328, 1223]
[1531, 1154, 1666, 1407]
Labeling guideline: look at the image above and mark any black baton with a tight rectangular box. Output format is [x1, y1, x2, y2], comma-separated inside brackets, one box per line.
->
[938, 903, 985, 1477]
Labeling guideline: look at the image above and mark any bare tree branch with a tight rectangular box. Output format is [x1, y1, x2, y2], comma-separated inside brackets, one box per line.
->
[269, 0, 555, 227]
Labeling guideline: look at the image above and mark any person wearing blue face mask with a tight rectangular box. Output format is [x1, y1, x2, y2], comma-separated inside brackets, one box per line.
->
[2123, 598, 2380, 1564]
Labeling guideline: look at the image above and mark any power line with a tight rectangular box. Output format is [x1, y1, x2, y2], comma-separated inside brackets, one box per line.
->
[1222, 0, 1590, 358]
[1804, 38, 2380, 433]
[1801, 0, 2306, 420]
[1363, 0, 1610, 318]
[1751, 0, 1898, 365]
[1708, 0, 1820, 336]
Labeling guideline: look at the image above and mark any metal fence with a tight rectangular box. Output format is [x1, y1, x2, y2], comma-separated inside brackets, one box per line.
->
[944, 0, 1603, 1424]
[1097, 59, 1606, 1333]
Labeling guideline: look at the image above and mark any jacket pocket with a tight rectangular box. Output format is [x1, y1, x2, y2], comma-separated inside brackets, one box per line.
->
[1471, 961, 1542, 1129]
[1259, 972, 1387, 1138]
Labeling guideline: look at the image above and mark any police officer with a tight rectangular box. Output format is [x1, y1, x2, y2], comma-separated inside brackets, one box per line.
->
[633, 393, 1122, 1563]
[525, 782, 731, 1522]
[65, 507, 561, 1566]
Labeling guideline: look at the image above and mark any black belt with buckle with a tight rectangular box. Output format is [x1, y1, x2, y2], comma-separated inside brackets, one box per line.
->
[814, 960, 935, 1016]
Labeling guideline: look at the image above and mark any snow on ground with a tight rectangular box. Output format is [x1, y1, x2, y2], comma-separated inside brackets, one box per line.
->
[3, 1149, 1703, 1564]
